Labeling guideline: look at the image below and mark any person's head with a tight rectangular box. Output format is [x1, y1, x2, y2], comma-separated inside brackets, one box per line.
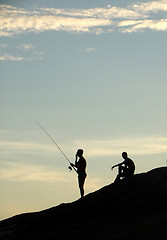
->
[77, 149, 83, 157]
[122, 152, 128, 159]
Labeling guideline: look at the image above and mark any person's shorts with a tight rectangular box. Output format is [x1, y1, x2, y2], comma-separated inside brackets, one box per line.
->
[78, 173, 87, 179]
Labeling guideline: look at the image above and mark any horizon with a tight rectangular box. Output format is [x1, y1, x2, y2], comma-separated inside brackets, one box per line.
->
[1, 0, 167, 220]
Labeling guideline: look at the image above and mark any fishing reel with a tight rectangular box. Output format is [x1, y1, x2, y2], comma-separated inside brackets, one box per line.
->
[68, 166, 72, 172]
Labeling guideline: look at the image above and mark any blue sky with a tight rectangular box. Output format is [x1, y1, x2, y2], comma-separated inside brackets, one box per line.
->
[1, 0, 167, 220]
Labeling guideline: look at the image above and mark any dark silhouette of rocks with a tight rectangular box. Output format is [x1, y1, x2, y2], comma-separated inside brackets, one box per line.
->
[0, 167, 167, 240]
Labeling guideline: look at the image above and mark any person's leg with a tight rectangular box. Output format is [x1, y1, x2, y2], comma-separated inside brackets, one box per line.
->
[78, 177, 85, 198]
[114, 166, 123, 183]
[119, 165, 126, 174]
[114, 174, 120, 183]
[118, 166, 126, 178]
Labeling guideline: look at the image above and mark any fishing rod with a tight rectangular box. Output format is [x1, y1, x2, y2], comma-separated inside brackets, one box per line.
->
[33, 119, 77, 173]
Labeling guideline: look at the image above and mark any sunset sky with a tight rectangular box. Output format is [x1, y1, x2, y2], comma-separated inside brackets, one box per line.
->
[1, 0, 167, 220]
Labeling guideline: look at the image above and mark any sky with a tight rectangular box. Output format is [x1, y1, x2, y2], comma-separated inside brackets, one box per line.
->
[0, 0, 167, 220]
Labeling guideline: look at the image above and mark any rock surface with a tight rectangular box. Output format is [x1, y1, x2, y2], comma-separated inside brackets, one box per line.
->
[0, 167, 167, 240]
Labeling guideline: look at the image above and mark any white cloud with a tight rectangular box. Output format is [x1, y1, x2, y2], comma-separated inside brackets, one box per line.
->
[119, 19, 167, 32]
[1, 1, 167, 36]
[0, 5, 112, 36]
[132, 0, 167, 13]
[0, 42, 39, 62]
[0, 54, 43, 61]
[17, 43, 35, 51]
[42, 5, 143, 19]
[118, 20, 142, 27]
[0, 54, 24, 61]
[85, 47, 96, 53]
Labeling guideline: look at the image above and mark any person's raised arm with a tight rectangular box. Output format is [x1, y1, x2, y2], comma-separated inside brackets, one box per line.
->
[70, 154, 78, 168]
[75, 154, 79, 167]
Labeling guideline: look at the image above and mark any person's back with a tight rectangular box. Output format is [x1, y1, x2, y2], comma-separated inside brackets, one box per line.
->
[124, 157, 135, 173]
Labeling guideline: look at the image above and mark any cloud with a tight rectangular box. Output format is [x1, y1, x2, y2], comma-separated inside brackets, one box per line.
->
[85, 47, 96, 53]
[0, 43, 7, 48]
[0, 134, 167, 185]
[1, 134, 167, 160]
[119, 19, 167, 33]
[17, 43, 35, 51]
[86, 177, 105, 192]
[0, 160, 106, 193]
[0, 5, 112, 36]
[75, 136, 167, 156]
[132, 0, 167, 13]
[1, 1, 167, 36]
[0, 43, 44, 61]
[0, 53, 43, 61]
[0, 54, 24, 61]
[0, 140, 59, 156]
[0, 161, 69, 183]
[42, 5, 143, 19]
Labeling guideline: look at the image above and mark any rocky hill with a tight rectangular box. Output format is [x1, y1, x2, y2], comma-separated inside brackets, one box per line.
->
[0, 167, 167, 240]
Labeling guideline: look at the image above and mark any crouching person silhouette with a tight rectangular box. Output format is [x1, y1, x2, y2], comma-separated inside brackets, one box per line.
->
[70, 149, 87, 198]
[111, 152, 135, 183]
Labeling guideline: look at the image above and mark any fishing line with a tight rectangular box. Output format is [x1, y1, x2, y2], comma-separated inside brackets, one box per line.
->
[33, 119, 77, 173]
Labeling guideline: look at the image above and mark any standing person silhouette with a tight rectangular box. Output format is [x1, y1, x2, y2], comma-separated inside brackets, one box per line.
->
[111, 152, 135, 183]
[71, 149, 87, 198]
